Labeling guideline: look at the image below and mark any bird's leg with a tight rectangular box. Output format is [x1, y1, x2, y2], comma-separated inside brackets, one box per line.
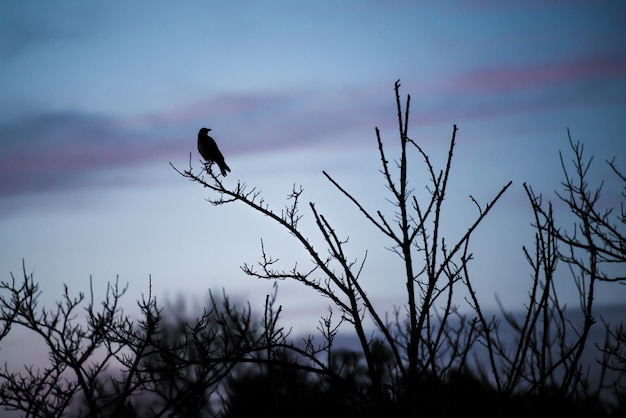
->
[203, 161, 220, 178]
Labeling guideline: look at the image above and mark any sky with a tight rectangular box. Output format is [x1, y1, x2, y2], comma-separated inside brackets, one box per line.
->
[1, 0, 625, 343]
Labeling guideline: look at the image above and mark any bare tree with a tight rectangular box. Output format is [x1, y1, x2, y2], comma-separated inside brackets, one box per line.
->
[172, 80, 513, 414]
[0, 263, 286, 417]
[172, 81, 624, 416]
[496, 133, 625, 405]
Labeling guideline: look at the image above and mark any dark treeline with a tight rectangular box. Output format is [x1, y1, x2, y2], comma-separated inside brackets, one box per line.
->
[1, 81, 624, 417]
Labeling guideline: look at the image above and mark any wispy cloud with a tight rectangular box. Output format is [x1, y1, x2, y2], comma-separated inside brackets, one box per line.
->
[410, 52, 626, 127]
[448, 54, 626, 94]
[0, 84, 392, 199]
[0, 112, 179, 197]
[2, 52, 625, 201]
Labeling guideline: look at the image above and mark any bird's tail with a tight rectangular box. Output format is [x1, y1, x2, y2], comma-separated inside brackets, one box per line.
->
[220, 163, 231, 177]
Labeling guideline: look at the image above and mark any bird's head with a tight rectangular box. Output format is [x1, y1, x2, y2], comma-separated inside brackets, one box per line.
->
[198, 127, 211, 135]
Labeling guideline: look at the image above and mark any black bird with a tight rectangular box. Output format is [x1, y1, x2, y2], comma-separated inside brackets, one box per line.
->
[197, 127, 231, 176]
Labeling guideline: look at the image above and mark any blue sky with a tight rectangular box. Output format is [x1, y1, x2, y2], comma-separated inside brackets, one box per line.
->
[1, 1, 625, 334]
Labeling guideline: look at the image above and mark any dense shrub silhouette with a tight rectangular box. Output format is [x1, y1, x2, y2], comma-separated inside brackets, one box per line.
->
[224, 362, 355, 418]
[222, 351, 618, 418]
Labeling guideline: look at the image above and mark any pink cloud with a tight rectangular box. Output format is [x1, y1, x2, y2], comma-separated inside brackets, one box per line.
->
[1, 72, 623, 202]
[448, 54, 626, 94]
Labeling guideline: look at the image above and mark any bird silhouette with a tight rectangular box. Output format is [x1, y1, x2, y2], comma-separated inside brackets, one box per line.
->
[197, 127, 231, 176]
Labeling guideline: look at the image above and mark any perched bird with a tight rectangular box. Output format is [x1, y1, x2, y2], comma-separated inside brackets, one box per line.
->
[197, 127, 231, 176]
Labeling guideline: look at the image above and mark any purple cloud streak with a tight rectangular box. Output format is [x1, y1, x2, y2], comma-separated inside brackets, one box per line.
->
[447, 54, 626, 94]
[1, 52, 624, 200]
